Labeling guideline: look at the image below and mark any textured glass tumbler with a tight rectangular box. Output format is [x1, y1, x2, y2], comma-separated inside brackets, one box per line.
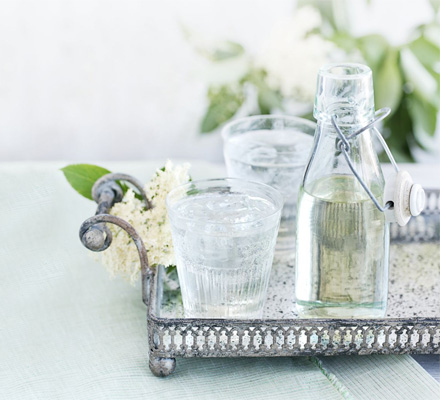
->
[222, 115, 315, 253]
[167, 178, 283, 319]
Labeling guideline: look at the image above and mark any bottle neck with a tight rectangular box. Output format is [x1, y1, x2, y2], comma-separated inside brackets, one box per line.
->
[314, 107, 375, 130]
[302, 120, 384, 196]
[316, 117, 370, 138]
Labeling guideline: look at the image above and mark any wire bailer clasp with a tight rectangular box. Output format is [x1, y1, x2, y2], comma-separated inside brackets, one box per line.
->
[331, 108, 425, 226]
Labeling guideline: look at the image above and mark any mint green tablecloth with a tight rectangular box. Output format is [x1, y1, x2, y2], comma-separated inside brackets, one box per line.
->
[1, 162, 439, 400]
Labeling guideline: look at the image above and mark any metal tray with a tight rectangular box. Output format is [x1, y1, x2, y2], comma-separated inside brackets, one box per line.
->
[79, 173, 440, 377]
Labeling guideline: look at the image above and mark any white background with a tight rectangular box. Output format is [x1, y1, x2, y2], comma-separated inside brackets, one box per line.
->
[0, 0, 437, 163]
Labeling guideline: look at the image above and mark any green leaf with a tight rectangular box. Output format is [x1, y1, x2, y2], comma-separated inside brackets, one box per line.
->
[374, 49, 403, 113]
[258, 86, 283, 114]
[186, 182, 200, 196]
[299, 0, 350, 33]
[400, 47, 440, 107]
[408, 35, 440, 78]
[357, 35, 404, 115]
[329, 31, 357, 52]
[209, 41, 245, 62]
[61, 164, 111, 200]
[181, 23, 245, 62]
[381, 95, 415, 162]
[200, 85, 245, 133]
[117, 182, 144, 202]
[423, 23, 440, 48]
[429, 0, 440, 13]
[240, 68, 282, 114]
[357, 34, 389, 69]
[407, 93, 438, 150]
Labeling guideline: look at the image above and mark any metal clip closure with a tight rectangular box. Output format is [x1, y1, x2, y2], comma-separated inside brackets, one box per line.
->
[331, 108, 425, 226]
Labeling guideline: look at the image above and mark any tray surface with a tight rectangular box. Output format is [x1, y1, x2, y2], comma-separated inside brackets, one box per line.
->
[157, 242, 440, 320]
[156, 190, 439, 322]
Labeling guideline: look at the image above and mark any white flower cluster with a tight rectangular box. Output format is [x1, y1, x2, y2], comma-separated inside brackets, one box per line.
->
[99, 161, 191, 284]
[256, 6, 339, 102]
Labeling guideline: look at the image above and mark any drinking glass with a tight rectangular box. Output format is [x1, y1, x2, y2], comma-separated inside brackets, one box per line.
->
[166, 178, 283, 319]
[222, 115, 316, 253]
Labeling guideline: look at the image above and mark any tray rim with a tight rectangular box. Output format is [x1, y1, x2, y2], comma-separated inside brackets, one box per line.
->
[147, 264, 440, 366]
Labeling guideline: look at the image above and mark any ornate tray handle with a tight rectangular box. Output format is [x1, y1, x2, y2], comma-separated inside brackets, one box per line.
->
[79, 173, 154, 306]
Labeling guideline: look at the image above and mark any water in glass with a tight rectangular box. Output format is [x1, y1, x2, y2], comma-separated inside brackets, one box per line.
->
[223, 126, 314, 252]
[167, 179, 282, 318]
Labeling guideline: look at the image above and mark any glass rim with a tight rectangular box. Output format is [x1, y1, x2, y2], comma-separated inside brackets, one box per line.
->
[318, 63, 372, 80]
[221, 114, 317, 142]
[166, 177, 284, 226]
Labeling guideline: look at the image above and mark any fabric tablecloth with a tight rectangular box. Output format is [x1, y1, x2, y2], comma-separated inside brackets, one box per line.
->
[1, 161, 439, 400]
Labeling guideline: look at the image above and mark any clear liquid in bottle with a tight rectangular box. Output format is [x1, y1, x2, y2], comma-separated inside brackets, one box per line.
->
[296, 174, 389, 318]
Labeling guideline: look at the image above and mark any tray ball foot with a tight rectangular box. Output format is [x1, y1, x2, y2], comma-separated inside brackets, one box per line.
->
[149, 357, 176, 377]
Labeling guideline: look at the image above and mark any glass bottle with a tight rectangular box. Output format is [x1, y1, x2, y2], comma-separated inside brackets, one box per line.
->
[295, 63, 390, 318]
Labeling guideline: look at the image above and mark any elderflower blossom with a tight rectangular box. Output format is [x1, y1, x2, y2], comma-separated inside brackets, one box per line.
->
[256, 6, 339, 102]
[99, 161, 191, 284]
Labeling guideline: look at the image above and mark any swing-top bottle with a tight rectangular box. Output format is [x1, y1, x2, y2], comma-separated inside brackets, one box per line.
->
[295, 63, 389, 318]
